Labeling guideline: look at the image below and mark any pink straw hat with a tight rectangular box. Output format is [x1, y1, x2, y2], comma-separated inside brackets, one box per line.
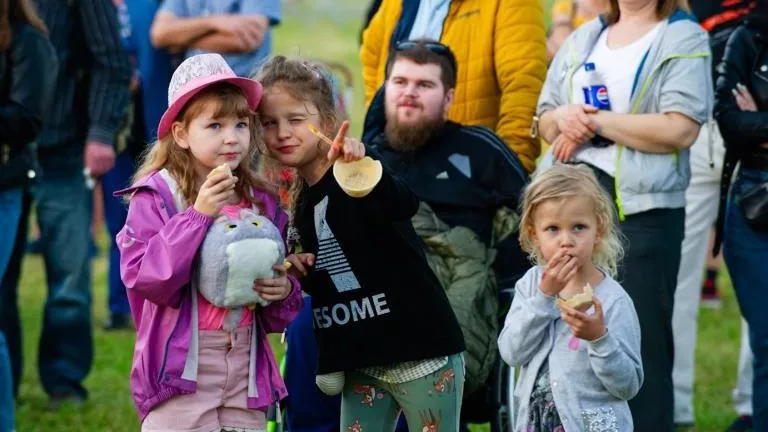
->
[157, 53, 263, 139]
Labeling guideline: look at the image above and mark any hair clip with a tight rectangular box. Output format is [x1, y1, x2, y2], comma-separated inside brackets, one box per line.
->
[301, 61, 322, 80]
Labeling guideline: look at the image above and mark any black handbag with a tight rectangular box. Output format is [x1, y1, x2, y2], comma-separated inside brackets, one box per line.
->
[0, 141, 40, 191]
[739, 182, 768, 231]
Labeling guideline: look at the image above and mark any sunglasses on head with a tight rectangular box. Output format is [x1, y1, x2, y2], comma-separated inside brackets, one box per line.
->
[395, 40, 458, 74]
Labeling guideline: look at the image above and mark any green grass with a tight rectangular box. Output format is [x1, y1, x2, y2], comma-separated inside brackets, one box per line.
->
[12, 2, 745, 431]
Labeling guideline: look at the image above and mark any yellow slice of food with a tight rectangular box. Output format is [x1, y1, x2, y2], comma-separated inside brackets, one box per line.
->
[207, 163, 232, 179]
[557, 282, 595, 312]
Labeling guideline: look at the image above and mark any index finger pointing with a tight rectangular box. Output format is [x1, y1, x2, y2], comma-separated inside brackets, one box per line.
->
[333, 121, 350, 148]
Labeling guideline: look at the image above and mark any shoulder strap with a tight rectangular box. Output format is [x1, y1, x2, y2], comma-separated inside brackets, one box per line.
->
[1, 39, 11, 102]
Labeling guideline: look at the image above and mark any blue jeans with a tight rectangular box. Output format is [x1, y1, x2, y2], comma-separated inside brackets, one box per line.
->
[0, 187, 22, 295]
[100, 152, 133, 316]
[0, 175, 92, 399]
[0, 331, 13, 431]
[0, 187, 22, 431]
[723, 167, 768, 431]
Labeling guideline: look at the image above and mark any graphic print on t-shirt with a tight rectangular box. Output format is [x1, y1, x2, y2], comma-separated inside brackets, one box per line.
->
[314, 196, 361, 292]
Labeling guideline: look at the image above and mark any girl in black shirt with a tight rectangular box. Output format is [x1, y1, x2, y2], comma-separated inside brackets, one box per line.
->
[255, 56, 465, 432]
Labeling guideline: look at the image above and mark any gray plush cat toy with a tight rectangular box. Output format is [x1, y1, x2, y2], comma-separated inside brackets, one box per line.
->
[195, 207, 286, 331]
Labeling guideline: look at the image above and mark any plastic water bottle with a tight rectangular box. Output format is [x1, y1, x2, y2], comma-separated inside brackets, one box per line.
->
[581, 62, 613, 147]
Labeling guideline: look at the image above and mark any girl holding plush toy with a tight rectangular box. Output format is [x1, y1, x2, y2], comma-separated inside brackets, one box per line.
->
[497, 164, 643, 431]
[116, 53, 302, 432]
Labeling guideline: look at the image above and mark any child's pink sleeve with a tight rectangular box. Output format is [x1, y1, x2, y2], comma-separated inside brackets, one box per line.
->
[117, 190, 213, 308]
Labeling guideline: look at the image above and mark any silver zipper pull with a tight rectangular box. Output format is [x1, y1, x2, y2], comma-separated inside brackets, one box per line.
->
[275, 400, 283, 432]
[530, 116, 540, 139]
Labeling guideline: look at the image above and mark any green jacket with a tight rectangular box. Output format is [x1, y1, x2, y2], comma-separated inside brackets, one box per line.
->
[412, 203, 499, 394]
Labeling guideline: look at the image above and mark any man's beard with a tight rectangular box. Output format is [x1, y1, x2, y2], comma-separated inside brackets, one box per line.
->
[385, 111, 445, 152]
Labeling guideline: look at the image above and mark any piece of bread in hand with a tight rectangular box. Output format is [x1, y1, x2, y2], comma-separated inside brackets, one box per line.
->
[207, 163, 233, 179]
[557, 282, 594, 312]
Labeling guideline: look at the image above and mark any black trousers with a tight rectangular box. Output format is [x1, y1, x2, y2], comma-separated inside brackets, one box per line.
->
[589, 165, 684, 432]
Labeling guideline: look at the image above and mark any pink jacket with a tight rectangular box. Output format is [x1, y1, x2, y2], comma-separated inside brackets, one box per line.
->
[116, 170, 302, 420]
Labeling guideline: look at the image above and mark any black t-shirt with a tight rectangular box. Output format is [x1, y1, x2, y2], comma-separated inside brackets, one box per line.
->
[295, 151, 465, 374]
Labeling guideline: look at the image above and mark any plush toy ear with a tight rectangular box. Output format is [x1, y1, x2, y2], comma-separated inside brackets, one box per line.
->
[239, 208, 257, 221]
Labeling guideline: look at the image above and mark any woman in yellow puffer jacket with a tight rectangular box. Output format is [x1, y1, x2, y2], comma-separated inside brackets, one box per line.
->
[360, 0, 547, 173]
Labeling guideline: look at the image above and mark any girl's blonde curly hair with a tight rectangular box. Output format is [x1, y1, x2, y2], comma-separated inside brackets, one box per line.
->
[519, 164, 624, 277]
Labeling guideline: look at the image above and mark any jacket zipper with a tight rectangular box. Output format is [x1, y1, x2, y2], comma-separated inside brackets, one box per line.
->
[156, 188, 183, 385]
[157, 303, 183, 384]
[257, 317, 284, 432]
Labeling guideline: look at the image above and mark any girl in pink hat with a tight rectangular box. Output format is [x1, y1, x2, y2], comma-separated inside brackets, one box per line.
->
[115, 53, 303, 431]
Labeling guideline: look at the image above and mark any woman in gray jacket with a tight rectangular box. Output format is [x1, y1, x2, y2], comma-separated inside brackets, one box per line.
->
[532, 0, 710, 429]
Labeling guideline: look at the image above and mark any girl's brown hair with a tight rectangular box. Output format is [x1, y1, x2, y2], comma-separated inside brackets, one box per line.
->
[133, 83, 275, 208]
[254, 56, 340, 238]
[0, 0, 48, 51]
[519, 164, 624, 277]
[605, 0, 687, 25]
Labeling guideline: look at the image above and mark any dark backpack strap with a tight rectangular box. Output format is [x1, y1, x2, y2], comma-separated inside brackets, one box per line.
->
[362, 86, 385, 144]
[388, 0, 421, 50]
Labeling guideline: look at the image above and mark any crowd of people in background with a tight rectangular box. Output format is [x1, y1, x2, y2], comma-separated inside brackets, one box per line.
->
[0, 0, 766, 431]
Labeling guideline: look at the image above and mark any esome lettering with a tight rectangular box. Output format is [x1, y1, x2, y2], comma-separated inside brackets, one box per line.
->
[313, 294, 390, 329]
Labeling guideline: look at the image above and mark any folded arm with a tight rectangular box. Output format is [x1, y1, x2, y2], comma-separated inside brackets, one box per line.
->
[189, 15, 268, 53]
[590, 111, 701, 153]
[150, 11, 216, 50]
[715, 26, 768, 147]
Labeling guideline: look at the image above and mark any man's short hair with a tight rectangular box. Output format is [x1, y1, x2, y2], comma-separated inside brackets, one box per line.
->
[385, 39, 458, 91]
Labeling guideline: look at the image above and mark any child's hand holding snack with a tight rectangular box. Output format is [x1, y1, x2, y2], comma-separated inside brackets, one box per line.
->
[559, 296, 607, 341]
[285, 253, 315, 278]
[194, 165, 237, 217]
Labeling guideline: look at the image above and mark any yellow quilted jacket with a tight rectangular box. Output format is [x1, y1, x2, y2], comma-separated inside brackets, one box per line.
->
[360, 0, 548, 172]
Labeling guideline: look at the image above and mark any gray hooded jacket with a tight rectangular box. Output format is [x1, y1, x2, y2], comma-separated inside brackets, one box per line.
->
[536, 9, 712, 219]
